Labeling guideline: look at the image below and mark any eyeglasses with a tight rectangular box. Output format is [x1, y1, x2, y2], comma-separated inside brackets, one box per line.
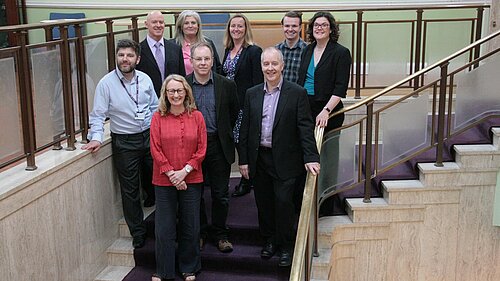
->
[166, 88, 185, 95]
[192, 56, 212, 63]
[313, 23, 330, 29]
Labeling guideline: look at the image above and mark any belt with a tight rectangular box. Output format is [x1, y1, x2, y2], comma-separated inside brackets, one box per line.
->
[259, 146, 272, 151]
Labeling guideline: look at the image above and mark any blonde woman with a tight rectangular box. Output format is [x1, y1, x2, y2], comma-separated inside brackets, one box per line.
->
[150, 74, 207, 281]
[173, 10, 222, 75]
[222, 13, 263, 197]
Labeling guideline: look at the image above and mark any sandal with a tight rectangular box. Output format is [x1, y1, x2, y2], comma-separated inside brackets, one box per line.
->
[182, 273, 196, 281]
[152, 273, 167, 281]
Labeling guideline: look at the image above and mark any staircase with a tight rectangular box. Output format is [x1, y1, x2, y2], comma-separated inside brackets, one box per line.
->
[311, 127, 500, 281]
[94, 179, 291, 281]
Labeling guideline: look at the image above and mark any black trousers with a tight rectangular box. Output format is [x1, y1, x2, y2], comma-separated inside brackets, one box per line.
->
[111, 129, 152, 239]
[253, 147, 297, 250]
[200, 135, 231, 240]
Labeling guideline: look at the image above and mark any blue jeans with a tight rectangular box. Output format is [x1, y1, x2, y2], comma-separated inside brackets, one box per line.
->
[155, 183, 202, 278]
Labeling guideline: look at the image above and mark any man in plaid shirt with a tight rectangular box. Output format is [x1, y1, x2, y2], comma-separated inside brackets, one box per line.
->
[275, 11, 307, 84]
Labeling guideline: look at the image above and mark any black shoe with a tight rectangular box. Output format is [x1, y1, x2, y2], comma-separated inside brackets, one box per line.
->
[260, 242, 276, 259]
[144, 197, 155, 207]
[278, 250, 292, 267]
[232, 182, 251, 197]
[133, 235, 146, 249]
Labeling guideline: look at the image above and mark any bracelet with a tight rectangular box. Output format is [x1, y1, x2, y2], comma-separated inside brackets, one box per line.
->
[323, 107, 331, 112]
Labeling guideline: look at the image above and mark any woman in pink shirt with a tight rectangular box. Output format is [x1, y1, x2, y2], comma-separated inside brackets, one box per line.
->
[150, 74, 207, 281]
[172, 10, 222, 75]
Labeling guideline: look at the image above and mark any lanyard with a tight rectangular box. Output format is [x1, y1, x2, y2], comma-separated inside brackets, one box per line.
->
[116, 70, 140, 112]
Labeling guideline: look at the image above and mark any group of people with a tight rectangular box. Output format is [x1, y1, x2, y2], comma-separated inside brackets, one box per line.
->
[82, 9, 351, 281]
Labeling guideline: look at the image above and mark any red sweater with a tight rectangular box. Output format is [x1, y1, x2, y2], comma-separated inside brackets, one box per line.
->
[150, 110, 207, 186]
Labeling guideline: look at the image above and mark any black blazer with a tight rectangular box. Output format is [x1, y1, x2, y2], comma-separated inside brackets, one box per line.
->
[239, 80, 320, 180]
[186, 73, 239, 165]
[137, 38, 186, 97]
[222, 44, 264, 109]
[297, 40, 351, 130]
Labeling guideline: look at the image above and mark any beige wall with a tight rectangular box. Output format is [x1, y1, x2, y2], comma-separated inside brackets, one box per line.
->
[0, 138, 122, 280]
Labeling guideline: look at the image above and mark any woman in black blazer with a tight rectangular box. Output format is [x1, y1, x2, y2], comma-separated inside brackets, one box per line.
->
[172, 10, 222, 75]
[222, 13, 263, 197]
[297, 11, 352, 133]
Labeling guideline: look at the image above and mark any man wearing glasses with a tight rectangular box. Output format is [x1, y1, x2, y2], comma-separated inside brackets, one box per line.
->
[275, 11, 307, 84]
[186, 42, 239, 253]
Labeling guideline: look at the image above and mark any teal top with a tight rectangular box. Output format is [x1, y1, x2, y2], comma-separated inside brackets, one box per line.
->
[304, 55, 315, 95]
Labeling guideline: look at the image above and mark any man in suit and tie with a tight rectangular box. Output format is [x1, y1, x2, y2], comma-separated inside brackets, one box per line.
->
[186, 42, 239, 253]
[238, 47, 320, 267]
[137, 10, 186, 97]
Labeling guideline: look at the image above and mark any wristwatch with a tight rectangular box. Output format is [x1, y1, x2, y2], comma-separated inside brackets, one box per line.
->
[184, 165, 193, 173]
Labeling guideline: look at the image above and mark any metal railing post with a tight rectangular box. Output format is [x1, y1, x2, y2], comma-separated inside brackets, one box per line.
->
[355, 10, 363, 99]
[15, 30, 37, 171]
[106, 20, 115, 71]
[473, 7, 484, 69]
[131, 16, 139, 43]
[363, 102, 374, 203]
[413, 9, 423, 90]
[435, 62, 449, 167]
[59, 25, 76, 150]
[75, 24, 89, 142]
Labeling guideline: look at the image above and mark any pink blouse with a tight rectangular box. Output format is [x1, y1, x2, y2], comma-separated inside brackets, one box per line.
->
[150, 110, 207, 186]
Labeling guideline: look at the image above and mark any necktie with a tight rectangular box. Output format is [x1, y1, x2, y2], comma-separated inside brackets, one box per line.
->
[154, 42, 165, 81]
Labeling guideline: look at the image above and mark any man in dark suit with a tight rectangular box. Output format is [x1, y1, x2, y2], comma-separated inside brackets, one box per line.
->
[137, 10, 186, 97]
[238, 47, 320, 267]
[187, 42, 239, 253]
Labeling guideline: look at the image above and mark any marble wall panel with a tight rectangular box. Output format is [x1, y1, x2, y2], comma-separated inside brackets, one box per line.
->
[385, 222, 422, 281]
[0, 142, 121, 281]
[417, 204, 459, 281]
[456, 185, 500, 281]
[354, 240, 388, 281]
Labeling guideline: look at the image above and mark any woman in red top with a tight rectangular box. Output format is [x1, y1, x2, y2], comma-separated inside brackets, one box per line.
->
[150, 74, 207, 281]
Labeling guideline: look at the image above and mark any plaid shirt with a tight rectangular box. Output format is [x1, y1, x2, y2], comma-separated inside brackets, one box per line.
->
[276, 39, 307, 83]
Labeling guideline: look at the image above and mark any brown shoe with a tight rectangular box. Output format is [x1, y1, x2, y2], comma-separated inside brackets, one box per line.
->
[217, 239, 233, 253]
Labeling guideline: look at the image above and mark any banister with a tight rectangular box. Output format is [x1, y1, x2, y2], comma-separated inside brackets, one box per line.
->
[329, 28, 500, 120]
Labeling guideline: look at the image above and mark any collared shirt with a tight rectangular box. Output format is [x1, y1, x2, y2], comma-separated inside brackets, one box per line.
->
[260, 78, 283, 147]
[182, 41, 194, 75]
[147, 34, 165, 62]
[150, 110, 207, 186]
[87, 69, 159, 142]
[276, 38, 307, 83]
[192, 73, 217, 134]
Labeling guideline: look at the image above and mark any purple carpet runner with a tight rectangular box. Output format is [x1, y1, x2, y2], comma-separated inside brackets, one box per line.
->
[123, 178, 291, 281]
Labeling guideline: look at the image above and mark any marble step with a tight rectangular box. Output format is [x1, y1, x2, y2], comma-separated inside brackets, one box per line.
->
[346, 198, 425, 223]
[317, 215, 352, 249]
[454, 144, 500, 169]
[94, 266, 133, 281]
[311, 247, 332, 280]
[382, 179, 461, 205]
[119, 206, 156, 238]
[106, 237, 135, 267]
[418, 162, 498, 187]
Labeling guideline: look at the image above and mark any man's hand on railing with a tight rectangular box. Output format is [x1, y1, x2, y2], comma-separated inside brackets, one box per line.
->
[81, 140, 102, 153]
[239, 164, 249, 180]
[304, 162, 320, 176]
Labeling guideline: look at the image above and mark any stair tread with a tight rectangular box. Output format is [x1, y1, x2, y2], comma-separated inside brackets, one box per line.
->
[312, 248, 332, 264]
[107, 237, 133, 254]
[119, 206, 155, 225]
[418, 162, 460, 173]
[318, 215, 352, 233]
[382, 180, 424, 191]
[454, 144, 498, 154]
[346, 198, 388, 209]
[95, 266, 133, 281]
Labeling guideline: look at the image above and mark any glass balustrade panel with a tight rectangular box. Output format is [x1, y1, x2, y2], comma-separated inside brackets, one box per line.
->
[0, 56, 23, 162]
